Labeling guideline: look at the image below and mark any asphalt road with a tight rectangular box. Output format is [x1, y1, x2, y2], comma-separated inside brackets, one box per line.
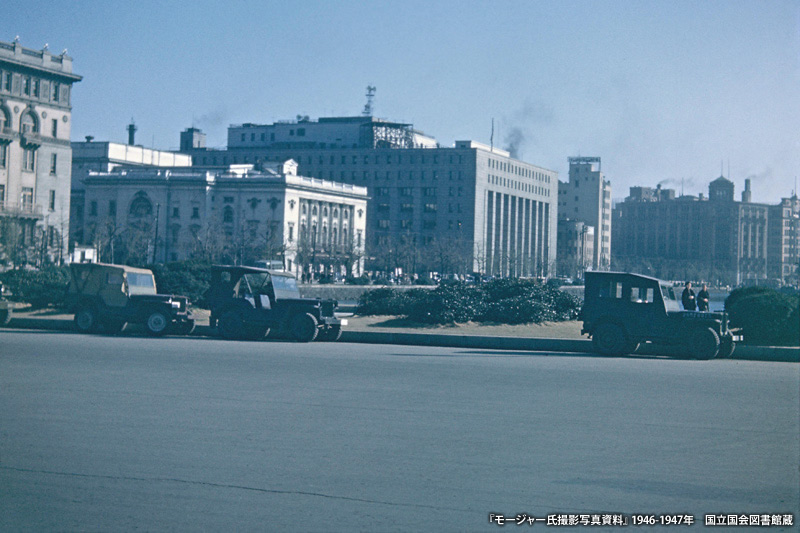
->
[1, 330, 798, 532]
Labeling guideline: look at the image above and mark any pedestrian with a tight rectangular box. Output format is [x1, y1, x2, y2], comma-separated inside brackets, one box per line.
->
[681, 281, 697, 311]
[697, 283, 710, 312]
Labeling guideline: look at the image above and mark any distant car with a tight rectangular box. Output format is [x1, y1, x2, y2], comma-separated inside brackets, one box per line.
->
[206, 265, 346, 342]
[65, 263, 194, 336]
[581, 271, 738, 359]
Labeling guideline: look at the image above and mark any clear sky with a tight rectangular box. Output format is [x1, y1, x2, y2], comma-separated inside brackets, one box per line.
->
[5, 0, 799, 203]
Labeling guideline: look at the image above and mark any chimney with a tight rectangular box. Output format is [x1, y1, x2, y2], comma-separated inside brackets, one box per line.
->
[84, 135, 93, 142]
[127, 120, 137, 146]
[742, 178, 752, 203]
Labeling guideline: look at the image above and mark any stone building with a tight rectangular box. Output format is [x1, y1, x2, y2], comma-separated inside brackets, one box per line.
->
[613, 176, 769, 285]
[557, 157, 612, 272]
[556, 219, 594, 279]
[0, 38, 81, 266]
[77, 160, 368, 279]
[70, 136, 192, 245]
[180, 115, 558, 278]
[767, 194, 800, 284]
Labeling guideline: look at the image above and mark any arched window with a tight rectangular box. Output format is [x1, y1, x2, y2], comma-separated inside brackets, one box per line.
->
[312, 206, 317, 216]
[223, 206, 234, 224]
[129, 194, 153, 217]
[21, 112, 38, 134]
[323, 207, 328, 217]
[333, 208, 339, 218]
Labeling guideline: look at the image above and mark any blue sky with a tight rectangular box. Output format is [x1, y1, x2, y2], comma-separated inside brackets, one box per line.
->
[5, 0, 798, 202]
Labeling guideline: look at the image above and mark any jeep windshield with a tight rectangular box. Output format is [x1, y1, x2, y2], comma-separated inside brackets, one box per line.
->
[271, 275, 301, 299]
[127, 272, 157, 295]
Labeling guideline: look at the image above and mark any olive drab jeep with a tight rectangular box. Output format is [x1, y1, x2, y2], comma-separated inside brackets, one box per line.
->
[581, 272, 739, 360]
[207, 265, 346, 342]
[65, 263, 194, 336]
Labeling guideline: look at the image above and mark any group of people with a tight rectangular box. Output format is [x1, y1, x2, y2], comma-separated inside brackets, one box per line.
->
[681, 282, 711, 311]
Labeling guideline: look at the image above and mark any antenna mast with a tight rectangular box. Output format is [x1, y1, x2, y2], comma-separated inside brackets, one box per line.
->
[362, 86, 376, 116]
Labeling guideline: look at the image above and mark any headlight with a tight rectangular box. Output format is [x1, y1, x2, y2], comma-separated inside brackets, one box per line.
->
[171, 300, 181, 309]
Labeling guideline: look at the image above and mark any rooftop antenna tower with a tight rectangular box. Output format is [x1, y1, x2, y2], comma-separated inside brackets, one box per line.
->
[362, 86, 376, 116]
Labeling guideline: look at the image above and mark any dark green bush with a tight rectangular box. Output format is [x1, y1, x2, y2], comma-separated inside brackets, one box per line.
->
[148, 261, 212, 307]
[345, 275, 371, 285]
[358, 278, 582, 325]
[726, 287, 799, 346]
[0, 266, 70, 309]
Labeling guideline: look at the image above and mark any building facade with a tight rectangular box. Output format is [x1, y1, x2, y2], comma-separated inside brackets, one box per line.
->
[70, 138, 192, 245]
[613, 176, 770, 285]
[0, 38, 81, 266]
[181, 116, 558, 277]
[77, 160, 368, 278]
[767, 194, 800, 284]
[557, 157, 612, 272]
[556, 219, 594, 280]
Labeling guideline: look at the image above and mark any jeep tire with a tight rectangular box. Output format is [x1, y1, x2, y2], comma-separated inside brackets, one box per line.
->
[75, 307, 98, 333]
[691, 327, 720, 360]
[291, 312, 318, 342]
[718, 337, 735, 359]
[145, 310, 170, 337]
[591, 322, 630, 356]
[172, 318, 196, 336]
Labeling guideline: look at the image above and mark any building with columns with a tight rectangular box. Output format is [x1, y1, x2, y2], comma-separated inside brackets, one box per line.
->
[0, 38, 81, 266]
[181, 116, 558, 278]
[768, 194, 800, 284]
[77, 160, 368, 279]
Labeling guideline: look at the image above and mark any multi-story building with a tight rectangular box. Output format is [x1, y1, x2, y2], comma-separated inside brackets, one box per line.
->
[556, 219, 594, 279]
[70, 135, 192, 244]
[77, 160, 368, 278]
[768, 194, 800, 284]
[0, 38, 81, 266]
[613, 176, 769, 285]
[181, 115, 559, 277]
[557, 157, 612, 271]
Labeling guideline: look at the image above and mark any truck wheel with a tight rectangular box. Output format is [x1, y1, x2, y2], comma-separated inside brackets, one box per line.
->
[318, 325, 342, 342]
[692, 327, 720, 360]
[592, 323, 629, 356]
[291, 313, 319, 342]
[218, 310, 244, 340]
[718, 338, 735, 359]
[75, 307, 98, 333]
[145, 311, 170, 337]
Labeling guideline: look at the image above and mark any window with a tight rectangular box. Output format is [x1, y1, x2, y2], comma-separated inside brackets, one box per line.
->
[223, 206, 234, 223]
[377, 203, 390, 212]
[50, 153, 57, 174]
[21, 113, 37, 134]
[49, 190, 56, 211]
[423, 220, 436, 230]
[172, 207, 180, 218]
[400, 220, 412, 229]
[21, 188, 34, 211]
[52, 83, 60, 102]
[378, 220, 390, 229]
[192, 207, 199, 219]
[23, 148, 35, 171]
[32, 79, 39, 98]
[0, 144, 6, 168]
[2, 72, 10, 92]
[0, 185, 4, 205]
[401, 203, 413, 212]
[52, 118, 58, 136]
[23, 76, 31, 95]
[89, 200, 97, 216]
[109, 200, 116, 217]
[400, 187, 413, 196]
[424, 203, 437, 213]
[423, 187, 436, 197]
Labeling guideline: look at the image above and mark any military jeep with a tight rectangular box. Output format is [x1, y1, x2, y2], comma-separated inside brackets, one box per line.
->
[581, 272, 738, 359]
[65, 263, 194, 336]
[207, 265, 346, 342]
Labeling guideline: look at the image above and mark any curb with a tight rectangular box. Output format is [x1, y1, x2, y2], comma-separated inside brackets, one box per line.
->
[4, 317, 798, 363]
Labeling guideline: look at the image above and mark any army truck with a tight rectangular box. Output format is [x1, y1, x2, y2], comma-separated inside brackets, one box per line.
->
[66, 263, 194, 336]
[581, 271, 738, 359]
[207, 265, 346, 342]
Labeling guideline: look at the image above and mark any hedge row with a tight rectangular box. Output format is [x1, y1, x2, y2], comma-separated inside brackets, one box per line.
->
[0, 266, 71, 309]
[357, 279, 582, 325]
[725, 287, 799, 346]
